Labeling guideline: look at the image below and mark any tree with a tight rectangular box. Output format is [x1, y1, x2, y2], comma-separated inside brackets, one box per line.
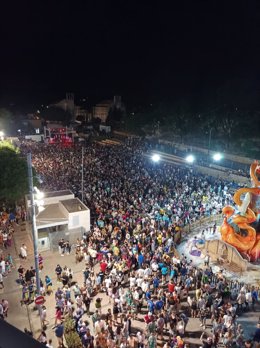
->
[0, 141, 29, 204]
[217, 108, 239, 149]
[64, 318, 83, 348]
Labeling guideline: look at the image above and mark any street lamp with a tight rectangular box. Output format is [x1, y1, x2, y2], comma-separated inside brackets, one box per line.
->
[0, 131, 4, 140]
[151, 154, 161, 162]
[185, 154, 195, 164]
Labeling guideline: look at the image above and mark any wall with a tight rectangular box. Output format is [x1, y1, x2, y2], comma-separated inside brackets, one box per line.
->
[204, 239, 248, 271]
[68, 209, 90, 232]
[160, 140, 254, 165]
[25, 134, 43, 142]
[93, 106, 110, 123]
[49, 227, 83, 251]
[194, 164, 250, 185]
[43, 193, 74, 206]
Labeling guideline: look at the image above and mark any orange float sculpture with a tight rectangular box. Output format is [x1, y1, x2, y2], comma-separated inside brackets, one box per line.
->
[221, 161, 260, 262]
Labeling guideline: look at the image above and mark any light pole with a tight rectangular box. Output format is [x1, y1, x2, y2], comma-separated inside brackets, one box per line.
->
[208, 127, 213, 155]
[81, 146, 84, 202]
[27, 153, 42, 324]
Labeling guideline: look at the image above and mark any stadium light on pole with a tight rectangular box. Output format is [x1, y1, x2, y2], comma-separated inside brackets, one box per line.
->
[185, 154, 195, 164]
[212, 153, 223, 161]
[151, 154, 160, 162]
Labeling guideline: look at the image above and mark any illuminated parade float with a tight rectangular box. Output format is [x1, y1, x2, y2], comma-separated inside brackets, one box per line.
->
[221, 161, 260, 262]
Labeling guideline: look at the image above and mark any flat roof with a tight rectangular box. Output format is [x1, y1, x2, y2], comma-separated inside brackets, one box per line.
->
[43, 190, 73, 198]
[36, 203, 68, 228]
[61, 198, 88, 213]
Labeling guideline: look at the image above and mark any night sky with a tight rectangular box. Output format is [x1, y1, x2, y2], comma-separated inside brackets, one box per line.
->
[1, 1, 260, 107]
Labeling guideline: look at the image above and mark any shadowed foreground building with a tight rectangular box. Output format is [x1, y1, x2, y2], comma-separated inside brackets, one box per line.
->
[0, 320, 45, 348]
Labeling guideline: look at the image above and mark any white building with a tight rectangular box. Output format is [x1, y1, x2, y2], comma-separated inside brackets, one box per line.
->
[26, 190, 90, 251]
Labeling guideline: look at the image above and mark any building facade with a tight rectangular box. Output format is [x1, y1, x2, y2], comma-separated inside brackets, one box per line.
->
[26, 190, 90, 251]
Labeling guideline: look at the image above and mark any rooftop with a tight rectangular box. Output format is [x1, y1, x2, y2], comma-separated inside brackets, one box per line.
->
[61, 198, 88, 213]
[36, 203, 68, 228]
[43, 190, 73, 198]
[0, 320, 45, 348]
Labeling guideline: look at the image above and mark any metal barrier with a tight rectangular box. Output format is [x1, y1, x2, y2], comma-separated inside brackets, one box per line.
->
[182, 214, 223, 235]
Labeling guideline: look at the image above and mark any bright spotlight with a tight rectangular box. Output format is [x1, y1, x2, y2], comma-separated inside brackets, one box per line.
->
[152, 154, 160, 162]
[186, 154, 195, 163]
[213, 153, 223, 161]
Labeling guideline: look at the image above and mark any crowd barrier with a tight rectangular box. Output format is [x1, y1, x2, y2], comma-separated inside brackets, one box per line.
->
[182, 214, 223, 235]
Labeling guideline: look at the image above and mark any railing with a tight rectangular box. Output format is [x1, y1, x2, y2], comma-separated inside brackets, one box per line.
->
[182, 214, 223, 236]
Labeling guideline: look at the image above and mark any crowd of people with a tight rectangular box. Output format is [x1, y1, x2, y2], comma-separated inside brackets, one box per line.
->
[0, 210, 16, 289]
[5, 140, 256, 348]
[20, 141, 234, 227]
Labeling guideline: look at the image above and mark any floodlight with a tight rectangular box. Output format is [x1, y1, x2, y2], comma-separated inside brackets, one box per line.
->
[185, 154, 195, 163]
[213, 153, 223, 161]
[152, 154, 160, 162]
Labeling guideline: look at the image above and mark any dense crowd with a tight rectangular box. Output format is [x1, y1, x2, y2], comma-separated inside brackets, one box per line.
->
[20, 141, 234, 227]
[0, 210, 15, 287]
[8, 140, 257, 348]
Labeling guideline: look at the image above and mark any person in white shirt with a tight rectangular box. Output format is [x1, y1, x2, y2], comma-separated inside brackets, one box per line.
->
[104, 276, 112, 289]
[141, 280, 149, 293]
[0, 259, 6, 275]
[136, 277, 143, 288]
[223, 313, 232, 329]
[151, 261, 159, 272]
[245, 290, 252, 308]
[137, 268, 144, 278]
[20, 244, 27, 259]
[129, 274, 136, 289]
[0, 272, 4, 289]
[136, 331, 145, 346]
[144, 266, 152, 278]
[133, 289, 139, 302]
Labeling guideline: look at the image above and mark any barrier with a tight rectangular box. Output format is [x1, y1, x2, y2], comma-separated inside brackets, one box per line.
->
[180, 214, 249, 273]
[182, 214, 223, 235]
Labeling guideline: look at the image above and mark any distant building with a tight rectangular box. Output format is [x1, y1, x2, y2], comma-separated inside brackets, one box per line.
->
[93, 100, 113, 123]
[51, 93, 92, 124]
[74, 105, 92, 123]
[93, 96, 124, 123]
[51, 92, 75, 116]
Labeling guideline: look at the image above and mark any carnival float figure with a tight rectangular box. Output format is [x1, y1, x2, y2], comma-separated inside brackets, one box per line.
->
[221, 161, 260, 261]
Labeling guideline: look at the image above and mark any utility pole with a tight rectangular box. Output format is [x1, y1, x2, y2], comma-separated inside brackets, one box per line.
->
[208, 127, 213, 156]
[81, 146, 84, 202]
[27, 153, 42, 323]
